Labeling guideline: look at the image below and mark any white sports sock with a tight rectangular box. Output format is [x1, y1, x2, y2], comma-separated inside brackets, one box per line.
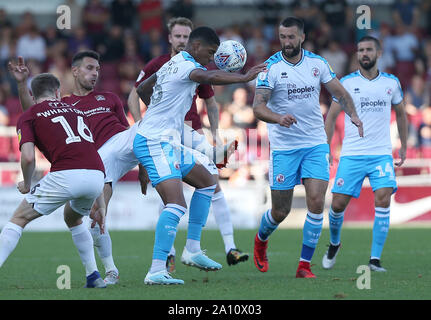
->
[185, 239, 201, 253]
[212, 191, 235, 253]
[71, 223, 98, 276]
[150, 259, 166, 274]
[90, 223, 117, 273]
[0, 222, 23, 268]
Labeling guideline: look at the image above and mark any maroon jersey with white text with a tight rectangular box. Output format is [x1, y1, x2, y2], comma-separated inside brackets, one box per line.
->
[135, 54, 214, 131]
[62, 91, 129, 149]
[17, 100, 105, 173]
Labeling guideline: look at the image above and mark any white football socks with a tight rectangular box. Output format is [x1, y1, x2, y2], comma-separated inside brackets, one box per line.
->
[0, 222, 23, 268]
[212, 191, 236, 253]
[70, 223, 98, 276]
[90, 223, 118, 273]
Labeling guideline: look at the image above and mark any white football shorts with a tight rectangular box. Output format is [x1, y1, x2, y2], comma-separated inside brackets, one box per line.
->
[98, 121, 140, 187]
[26, 169, 104, 216]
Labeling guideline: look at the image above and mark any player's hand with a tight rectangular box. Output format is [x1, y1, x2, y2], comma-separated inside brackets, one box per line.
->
[8, 56, 30, 83]
[350, 115, 363, 137]
[138, 164, 149, 195]
[243, 63, 267, 82]
[278, 114, 297, 128]
[395, 146, 406, 167]
[90, 207, 106, 234]
[17, 181, 30, 194]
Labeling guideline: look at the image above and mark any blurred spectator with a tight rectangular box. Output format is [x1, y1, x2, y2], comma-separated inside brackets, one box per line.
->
[167, 0, 195, 21]
[418, 107, 431, 147]
[139, 28, 167, 62]
[226, 87, 256, 129]
[422, 1, 431, 36]
[138, 0, 163, 34]
[0, 87, 9, 126]
[392, 0, 420, 27]
[48, 55, 74, 97]
[0, 24, 14, 65]
[291, 0, 320, 35]
[320, 40, 348, 77]
[258, 0, 283, 42]
[68, 25, 93, 54]
[245, 27, 270, 61]
[319, 0, 352, 44]
[65, 0, 83, 30]
[98, 25, 125, 62]
[389, 23, 419, 88]
[44, 26, 68, 63]
[313, 21, 332, 52]
[405, 75, 427, 111]
[16, 25, 46, 62]
[0, 9, 12, 29]
[110, 0, 136, 30]
[14, 12, 36, 38]
[219, 26, 244, 44]
[83, 0, 110, 46]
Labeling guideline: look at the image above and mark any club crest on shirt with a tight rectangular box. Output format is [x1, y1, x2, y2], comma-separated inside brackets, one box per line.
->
[174, 161, 180, 170]
[95, 95, 105, 101]
[276, 174, 285, 183]
[385, 87, 392, 96]
[311, 67, 320, 78]
[336, 178, 344, 187]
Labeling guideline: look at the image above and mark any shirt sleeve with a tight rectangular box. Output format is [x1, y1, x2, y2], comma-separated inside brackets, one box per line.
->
[320, 58, 337, 84]
[256, 69, 275, 89]
[392, 77, 404, 105]
[197, 84, 214, 99]
[16, 111, 35, 150]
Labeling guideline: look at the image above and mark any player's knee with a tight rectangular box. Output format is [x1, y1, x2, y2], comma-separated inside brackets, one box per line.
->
[331, 200, 347, 213]
[271, 208, 290, 223]
[307, 196, 325, 213]
[375, 197, 391, 208]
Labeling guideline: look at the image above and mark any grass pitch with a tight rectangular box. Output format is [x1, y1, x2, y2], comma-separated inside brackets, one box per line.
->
[0, 228, 429, 300]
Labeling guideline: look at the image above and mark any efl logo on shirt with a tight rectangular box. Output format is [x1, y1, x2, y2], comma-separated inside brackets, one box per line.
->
[95, 95, 105, 101]
[17, 129, 21, 144]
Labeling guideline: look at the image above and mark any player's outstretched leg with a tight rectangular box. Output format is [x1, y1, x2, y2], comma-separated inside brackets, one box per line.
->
[211, 189, 249, 266]
[369, 206, 390, 272]
[181, 184, 222, 271]
[157, 200, 176, 273]
[0, 200, 40, 268]
[89, 184, 119, 285]
[145, 202, 186, 285]
[322, 207, 345, 269]
[254, 209, 279, 272]
[64, 203, 106, 288]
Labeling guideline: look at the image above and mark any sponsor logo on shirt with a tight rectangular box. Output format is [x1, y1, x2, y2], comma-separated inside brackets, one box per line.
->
[359, 97, 386, 112]
[281, 72, 288, 79]
[354, 88, 360, 94]
[286, 83, 315, 100]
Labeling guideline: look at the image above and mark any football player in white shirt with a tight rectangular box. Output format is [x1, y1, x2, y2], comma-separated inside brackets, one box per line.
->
[252, 17, 363, 278]
[322, 36, 408, 272]
[135, 26, 266, 285]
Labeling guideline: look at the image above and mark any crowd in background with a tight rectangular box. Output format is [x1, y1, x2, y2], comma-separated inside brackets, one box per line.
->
[1, 0, 431, 185]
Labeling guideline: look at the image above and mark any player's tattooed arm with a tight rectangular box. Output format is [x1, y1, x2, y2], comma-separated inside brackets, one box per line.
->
[325, 78, 363, 137]
[392, 99, 408, 166]
[253, 88, 297, 127]
[136, 73, 157, 106]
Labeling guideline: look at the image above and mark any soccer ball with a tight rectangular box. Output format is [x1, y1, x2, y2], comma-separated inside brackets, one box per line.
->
[214, 40, 247, 72]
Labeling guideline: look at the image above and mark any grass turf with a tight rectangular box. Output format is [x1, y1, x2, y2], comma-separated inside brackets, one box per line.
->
[0, 228, 429, 300]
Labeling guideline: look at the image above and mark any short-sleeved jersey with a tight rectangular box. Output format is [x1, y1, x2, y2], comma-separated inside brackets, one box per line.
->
[256, 49, 336, 150]
[17, 100, 105, 173]
[136, 51, 205, 143]
[135, 53, 214, 131]
[335, 70, 403, 156]
[62, 91, 129, 149]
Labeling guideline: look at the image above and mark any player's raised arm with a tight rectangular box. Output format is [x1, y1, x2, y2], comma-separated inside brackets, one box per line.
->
[189, 63, 267, 85]
[136, 73, 157, 106]
[325, 78, 363, 137]
[8, 57, 34, 111]
[18, 142, 35, 194]
[392, 99, 408, 167]
[253, 88, 297, 127]
[128, 86, 142, 122]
